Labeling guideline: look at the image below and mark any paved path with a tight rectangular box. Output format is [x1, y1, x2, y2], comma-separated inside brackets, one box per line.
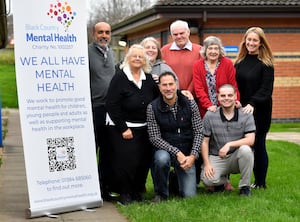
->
[266, 132, 300, 145]
[0, 109, 128, 222]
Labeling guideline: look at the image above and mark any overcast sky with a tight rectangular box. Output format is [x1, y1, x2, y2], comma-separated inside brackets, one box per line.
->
[8, 0, 157, 18]
[8, 0, 95, 15]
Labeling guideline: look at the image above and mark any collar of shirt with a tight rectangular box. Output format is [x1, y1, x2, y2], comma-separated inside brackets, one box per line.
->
[168, 99, 178, 118]
[220, 107, 239, 122]
[170, 41, 192, 51]
[160, 96, 178, 114]
[123, 65, 146, 89]
[94, 42, 109, 53]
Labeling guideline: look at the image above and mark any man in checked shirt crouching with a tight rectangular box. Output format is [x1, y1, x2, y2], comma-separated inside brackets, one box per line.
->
[146, 71, 203, 202]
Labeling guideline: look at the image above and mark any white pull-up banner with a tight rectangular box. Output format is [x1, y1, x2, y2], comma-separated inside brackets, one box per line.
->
[12, 0, 102, 218]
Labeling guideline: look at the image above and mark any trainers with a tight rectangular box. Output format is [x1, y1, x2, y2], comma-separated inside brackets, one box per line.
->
[152, 194, 167, 203]
[224, 181, 235, 191]
[239, 186, 251, 196]
[250, 183, 266, 189]
[102, 191, 120, 201]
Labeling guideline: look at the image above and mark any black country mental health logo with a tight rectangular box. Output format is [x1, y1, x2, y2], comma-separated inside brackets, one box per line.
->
[47, 1, 77, 32]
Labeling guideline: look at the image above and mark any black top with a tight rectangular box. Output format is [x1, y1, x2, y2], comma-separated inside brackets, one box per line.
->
[235, 54, 274, 133]
[106, 68, 159, 133]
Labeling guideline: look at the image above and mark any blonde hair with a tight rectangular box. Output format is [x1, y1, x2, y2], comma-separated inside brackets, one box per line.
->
[140, 37, 162, 60]
[120, 44, 152, 73]
[235, 27, 274, 67]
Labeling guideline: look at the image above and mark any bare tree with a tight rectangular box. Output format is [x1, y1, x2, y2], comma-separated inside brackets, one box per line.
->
[88, 0, 156, 27]
[87, 0, 156, 43]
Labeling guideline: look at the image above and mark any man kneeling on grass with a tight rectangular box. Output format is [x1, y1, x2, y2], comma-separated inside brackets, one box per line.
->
[201, 84, 255, 196]
[147, 71, 203, 202]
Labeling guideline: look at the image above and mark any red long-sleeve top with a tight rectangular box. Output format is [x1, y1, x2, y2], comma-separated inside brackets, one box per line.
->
[161, 43, 201, 93]
[192, 56, 240, 118]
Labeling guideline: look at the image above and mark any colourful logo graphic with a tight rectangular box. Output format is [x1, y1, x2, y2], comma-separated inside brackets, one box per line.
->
[47, 1, 77, 31]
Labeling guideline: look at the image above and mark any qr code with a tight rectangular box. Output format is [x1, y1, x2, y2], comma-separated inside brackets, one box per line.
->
[47, 137, 76, 172]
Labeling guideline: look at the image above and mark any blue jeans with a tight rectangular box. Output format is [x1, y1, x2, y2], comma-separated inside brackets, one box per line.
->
[152, 150, 196, 198]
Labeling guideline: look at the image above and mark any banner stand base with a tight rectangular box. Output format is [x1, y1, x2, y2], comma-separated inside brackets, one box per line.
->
[25, 199, 103, 219]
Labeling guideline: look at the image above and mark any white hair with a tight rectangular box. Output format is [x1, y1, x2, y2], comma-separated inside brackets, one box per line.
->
[170, 20, 189, 34]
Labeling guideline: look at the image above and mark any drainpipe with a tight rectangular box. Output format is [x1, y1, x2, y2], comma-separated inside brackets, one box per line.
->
[199, 10, 207, 45]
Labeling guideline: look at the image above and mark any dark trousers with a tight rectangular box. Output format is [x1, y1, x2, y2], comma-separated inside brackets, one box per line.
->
[92, 105, 111, 194]
[253, 132, 268, 187]
[195, 157, 203, 185]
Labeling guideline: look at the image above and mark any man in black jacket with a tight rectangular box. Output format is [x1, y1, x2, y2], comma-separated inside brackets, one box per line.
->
[146, 72, 203, 202]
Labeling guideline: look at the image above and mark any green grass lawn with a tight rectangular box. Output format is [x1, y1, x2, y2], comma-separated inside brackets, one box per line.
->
[0, 63, 18, 108]
[269, 122, 300, 133]
[0, 48, 18, 108]
[117, 140, 300, 222]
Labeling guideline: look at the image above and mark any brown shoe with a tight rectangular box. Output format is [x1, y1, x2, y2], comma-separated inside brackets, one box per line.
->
[224, 181, 235, 191]
[206, 186, 215, 192]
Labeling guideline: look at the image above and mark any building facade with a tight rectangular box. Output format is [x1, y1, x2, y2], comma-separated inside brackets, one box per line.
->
[112, 0, 300, 122]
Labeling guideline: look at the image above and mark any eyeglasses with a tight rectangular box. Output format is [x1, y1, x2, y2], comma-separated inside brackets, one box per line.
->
[130, 55, 144, 59]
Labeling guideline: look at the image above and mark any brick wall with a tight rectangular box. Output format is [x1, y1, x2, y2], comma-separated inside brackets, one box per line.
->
[128, 17, 300, 121]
